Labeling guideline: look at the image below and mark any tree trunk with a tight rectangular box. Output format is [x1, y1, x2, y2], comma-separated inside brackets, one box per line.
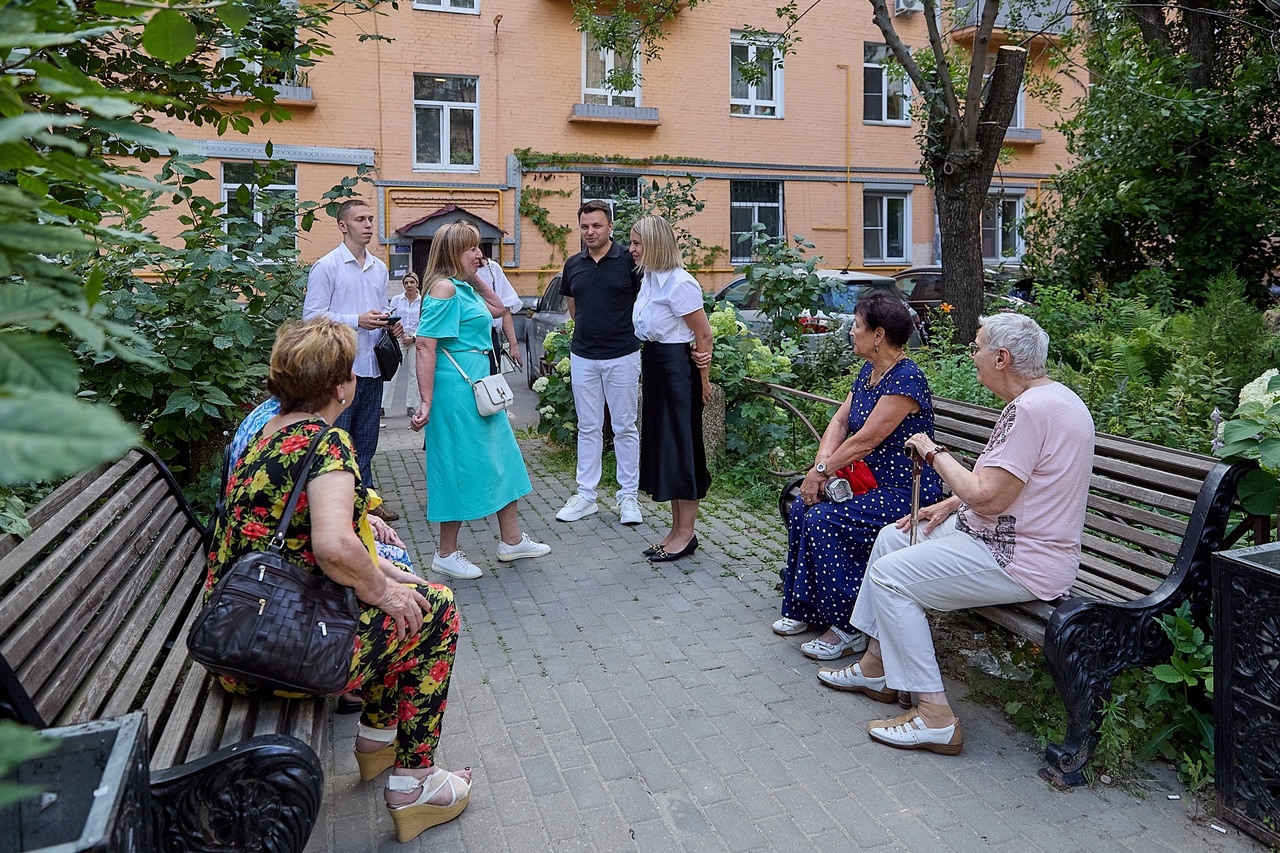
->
[933, 45, 1028, 344]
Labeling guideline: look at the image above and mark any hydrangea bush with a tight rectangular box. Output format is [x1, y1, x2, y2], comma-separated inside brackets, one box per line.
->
[1216, 368, 1280, 515]
[531, 321, 577, 445]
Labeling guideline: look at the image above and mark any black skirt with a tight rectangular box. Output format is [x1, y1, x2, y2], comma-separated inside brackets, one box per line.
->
[639, 342, 711, 502]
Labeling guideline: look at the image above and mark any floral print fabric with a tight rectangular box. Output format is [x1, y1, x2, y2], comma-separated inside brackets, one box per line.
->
[205, 418, 459, 768]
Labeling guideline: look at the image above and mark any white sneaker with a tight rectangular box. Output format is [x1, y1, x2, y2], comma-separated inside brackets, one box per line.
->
[618, 495, 642, 525]
[432, 550, 482, 580]
[556, 495, 598, 522]
[496, 534, 551, 562]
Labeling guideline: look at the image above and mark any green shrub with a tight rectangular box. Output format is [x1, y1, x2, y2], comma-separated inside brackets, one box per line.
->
[531, 321, 576, 445]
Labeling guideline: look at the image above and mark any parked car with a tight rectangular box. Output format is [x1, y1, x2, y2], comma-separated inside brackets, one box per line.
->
[522, 274, 567, 388]
[713, 268, 923, 349]
[892, 265, 1033, 318]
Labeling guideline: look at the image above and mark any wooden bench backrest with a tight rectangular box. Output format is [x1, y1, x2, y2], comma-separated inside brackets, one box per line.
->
[930, 397, 1220, 640]
[0, 450, 324, 769]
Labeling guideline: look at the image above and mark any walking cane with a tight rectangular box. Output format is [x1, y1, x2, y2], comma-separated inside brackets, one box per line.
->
[900, 446, 924, 710]
[909, 448, 923, 546]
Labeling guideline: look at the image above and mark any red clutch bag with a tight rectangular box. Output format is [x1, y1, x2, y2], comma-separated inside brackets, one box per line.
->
[833, 461, 878, 495]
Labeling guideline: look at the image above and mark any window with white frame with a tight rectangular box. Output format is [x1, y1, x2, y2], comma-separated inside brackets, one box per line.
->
[413, 0, 476, 13]
[863, 191, 909, 263]
[413, 74, 478, 170]
[730, 34, 782, 117]
[863, 43, 910, 124]
[222, 161, 297, 250]
[982, 194, 1023, 260]
[581, 174, 642, 218]
[730, 180, 783, 264]
[583, 32, 640, 107]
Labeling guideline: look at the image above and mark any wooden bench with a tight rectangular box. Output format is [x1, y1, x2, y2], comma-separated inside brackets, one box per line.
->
[0, 449, 327, 851]
[768, 385, 1259, 786]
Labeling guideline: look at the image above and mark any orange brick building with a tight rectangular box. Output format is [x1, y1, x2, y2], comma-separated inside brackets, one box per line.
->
[153, 0, 1082, 296]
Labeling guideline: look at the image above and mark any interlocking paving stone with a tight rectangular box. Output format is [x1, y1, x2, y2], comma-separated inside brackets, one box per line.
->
[302, 407, 1261, 852]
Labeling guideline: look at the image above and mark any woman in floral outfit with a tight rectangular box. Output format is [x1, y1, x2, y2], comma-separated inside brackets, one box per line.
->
[206, 318, 471, 842]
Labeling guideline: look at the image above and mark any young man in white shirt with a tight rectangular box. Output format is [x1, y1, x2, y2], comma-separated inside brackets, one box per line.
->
[302, 199, 403, 520]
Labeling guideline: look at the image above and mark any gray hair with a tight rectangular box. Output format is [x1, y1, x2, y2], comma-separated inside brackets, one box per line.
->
[979, 312, 1048, 378]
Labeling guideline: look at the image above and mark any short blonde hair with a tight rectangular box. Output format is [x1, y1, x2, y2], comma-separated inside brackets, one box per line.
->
[423, 221, 481, 289]
[267, 319, 356, 413]
[630, 214, 682, 274]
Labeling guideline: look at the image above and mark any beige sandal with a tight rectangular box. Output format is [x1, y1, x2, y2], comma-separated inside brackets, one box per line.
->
[354, 722, 396, 782]
[386, 767, 472, 842]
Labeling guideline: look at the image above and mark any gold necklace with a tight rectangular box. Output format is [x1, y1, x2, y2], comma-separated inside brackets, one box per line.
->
[867, 353, 906, 388]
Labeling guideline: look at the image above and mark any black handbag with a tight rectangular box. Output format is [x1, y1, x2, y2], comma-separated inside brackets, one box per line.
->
[374, 329, 402, 381]
[188, 427, 360, 695]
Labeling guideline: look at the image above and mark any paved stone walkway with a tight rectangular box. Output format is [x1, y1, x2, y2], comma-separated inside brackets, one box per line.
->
[303, 395, 1260, 852]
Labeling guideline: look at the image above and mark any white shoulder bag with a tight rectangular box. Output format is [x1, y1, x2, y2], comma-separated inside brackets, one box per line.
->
[440, 348, 514, 417]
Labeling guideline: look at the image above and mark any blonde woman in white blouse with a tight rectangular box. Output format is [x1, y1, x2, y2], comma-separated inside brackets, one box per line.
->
[628, 215, 714, 562]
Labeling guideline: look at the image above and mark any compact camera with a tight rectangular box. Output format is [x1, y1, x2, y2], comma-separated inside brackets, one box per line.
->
[824, 476, 854, 503]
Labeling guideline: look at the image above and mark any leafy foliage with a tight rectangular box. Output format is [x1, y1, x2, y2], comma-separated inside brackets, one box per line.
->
[705, 303, 796, 480]
[76, 158, 369, 475]
[0, 721, 58, 808]
[738, 225, 836, 347]
[1, 0, 387, 527]
[531, 322, 576, 446]
[1022, 13, 1280, 301]
[611, 175, 723, 271]
[1215, 369, 1280, 515]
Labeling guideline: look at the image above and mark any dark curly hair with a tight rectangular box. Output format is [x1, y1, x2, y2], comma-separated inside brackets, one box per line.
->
[854, 290, 914, 347]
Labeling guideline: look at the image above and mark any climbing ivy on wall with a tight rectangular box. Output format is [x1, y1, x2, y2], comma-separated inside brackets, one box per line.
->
[518, 186, 574, 267]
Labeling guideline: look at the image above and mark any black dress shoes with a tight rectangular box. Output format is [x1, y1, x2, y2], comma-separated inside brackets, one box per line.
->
[648, 535, 698, 562]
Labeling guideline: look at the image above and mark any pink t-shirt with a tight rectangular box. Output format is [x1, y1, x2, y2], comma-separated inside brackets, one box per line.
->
[956, 382, 1094, 600]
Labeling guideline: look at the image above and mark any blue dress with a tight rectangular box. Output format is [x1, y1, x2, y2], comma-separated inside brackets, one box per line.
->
[780, 359, 943, 632]
[418, 277, 532, 521]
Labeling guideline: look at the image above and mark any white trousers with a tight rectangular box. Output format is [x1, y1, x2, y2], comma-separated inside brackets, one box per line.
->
[570, 351, 640, 501]
[380, 342, 420, 411]
[850, 515, 1037, 694]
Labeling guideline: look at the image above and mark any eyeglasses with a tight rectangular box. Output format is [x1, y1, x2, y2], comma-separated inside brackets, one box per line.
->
[966, 342, 983, 356]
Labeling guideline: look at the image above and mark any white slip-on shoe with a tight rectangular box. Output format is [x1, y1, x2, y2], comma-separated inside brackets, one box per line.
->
[496, 534, 551, 562]
[800, 627, 869, 660]
[868, 713, 964, 755]
[431, 549, 482, 580]
[816, 662, 898, 702]
[556, 494, 598, 522]
[771, 617, 811, 636]
[618, 495, 642, 526]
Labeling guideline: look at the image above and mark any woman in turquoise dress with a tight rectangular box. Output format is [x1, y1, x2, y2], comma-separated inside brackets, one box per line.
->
[410, 221, 551, 580]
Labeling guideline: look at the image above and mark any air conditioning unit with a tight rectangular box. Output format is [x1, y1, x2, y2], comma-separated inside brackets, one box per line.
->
[895, 0, 924, 15]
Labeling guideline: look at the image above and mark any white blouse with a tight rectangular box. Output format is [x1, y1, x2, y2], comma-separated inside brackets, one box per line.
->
[633, 268, 703, 343]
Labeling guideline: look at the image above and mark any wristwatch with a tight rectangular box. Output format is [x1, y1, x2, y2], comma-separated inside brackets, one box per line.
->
[815, 461, 828, 475]
[924, 445, 950, 466]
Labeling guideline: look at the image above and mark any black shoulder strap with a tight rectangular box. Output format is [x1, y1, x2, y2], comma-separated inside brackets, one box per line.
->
[202, 442, 236, 556]
[266, 426, 332, 553]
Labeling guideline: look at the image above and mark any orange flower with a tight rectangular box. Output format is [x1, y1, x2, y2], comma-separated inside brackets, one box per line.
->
[939, 302, 954, 313]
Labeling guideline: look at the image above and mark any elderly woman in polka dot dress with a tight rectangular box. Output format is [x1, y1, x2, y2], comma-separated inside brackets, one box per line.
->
[774, 292, 943, 661]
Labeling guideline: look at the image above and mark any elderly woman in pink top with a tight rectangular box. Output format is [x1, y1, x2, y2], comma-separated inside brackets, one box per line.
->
[818, 312, 1095, 756]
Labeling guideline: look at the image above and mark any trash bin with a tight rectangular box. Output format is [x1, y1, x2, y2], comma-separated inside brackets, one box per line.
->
[1212, 543, 1280, 848]
[0, 711, 150, 853]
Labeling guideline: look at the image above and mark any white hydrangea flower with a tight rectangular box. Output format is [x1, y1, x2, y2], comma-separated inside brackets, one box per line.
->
[532, 376, 549, 394]
[1238, 368, 1279, 409]
[555, 357, 571, 376]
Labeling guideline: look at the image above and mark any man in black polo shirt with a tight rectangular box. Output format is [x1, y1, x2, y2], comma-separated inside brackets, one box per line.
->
[555, 201, 644, 525]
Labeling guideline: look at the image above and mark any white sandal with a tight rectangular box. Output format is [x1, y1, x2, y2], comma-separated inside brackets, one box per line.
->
[386, 767, 472, 842]
[354, 722, 397, 782]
